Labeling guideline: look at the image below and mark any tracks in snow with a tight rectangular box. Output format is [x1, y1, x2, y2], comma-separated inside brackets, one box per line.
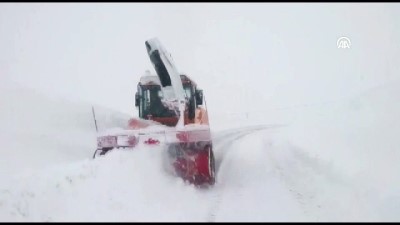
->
[206, 124, 286, 222]
[0, 123, 378, 222]
[211, 124, 286, 174]
[206, 124, 376, 222]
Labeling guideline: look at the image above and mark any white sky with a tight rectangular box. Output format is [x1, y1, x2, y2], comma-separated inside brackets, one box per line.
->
[1, 3, 400, 116]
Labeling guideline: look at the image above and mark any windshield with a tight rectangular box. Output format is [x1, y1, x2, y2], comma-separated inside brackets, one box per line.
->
[140, 85, 177, 118]
[183, 84, 192, 99]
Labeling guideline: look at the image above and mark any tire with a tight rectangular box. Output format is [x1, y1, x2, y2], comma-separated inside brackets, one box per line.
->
[208, 146, 216, 185]
[188, 97, 196, 120]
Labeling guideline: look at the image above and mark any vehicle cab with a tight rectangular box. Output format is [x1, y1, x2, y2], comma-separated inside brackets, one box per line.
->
[135, 73, 204, 127]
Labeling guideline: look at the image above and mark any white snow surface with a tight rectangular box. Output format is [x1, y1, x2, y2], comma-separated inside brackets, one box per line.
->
[1, 3, 400, 222]
[1, 78, 400, 222]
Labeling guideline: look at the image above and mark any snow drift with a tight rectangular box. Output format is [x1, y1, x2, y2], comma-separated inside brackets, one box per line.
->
[272, 80, 400, 222]
[0, 80, 130, 175]
[1, 78, 400, 222]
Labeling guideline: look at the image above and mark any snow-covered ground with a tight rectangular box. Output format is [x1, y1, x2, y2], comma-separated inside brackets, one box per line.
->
[1, 3, 400, 222]
[0, 80, 130, 176]
[1, 77, 400, 222]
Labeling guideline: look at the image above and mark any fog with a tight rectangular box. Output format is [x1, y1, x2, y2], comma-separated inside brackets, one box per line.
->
[1, 3, 400, 116]
[2, 3, 400, 222]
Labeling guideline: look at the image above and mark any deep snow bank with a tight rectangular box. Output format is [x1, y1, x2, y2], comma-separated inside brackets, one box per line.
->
[0, 80, 213, 222]
[0, 148, 212, 222]
[272, 80, 400, 222]
[0, 80, 131, 176]
[1, 77, 400, 222]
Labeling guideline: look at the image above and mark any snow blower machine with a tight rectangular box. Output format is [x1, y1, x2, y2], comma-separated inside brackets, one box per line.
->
[93, 38, 215, 186]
